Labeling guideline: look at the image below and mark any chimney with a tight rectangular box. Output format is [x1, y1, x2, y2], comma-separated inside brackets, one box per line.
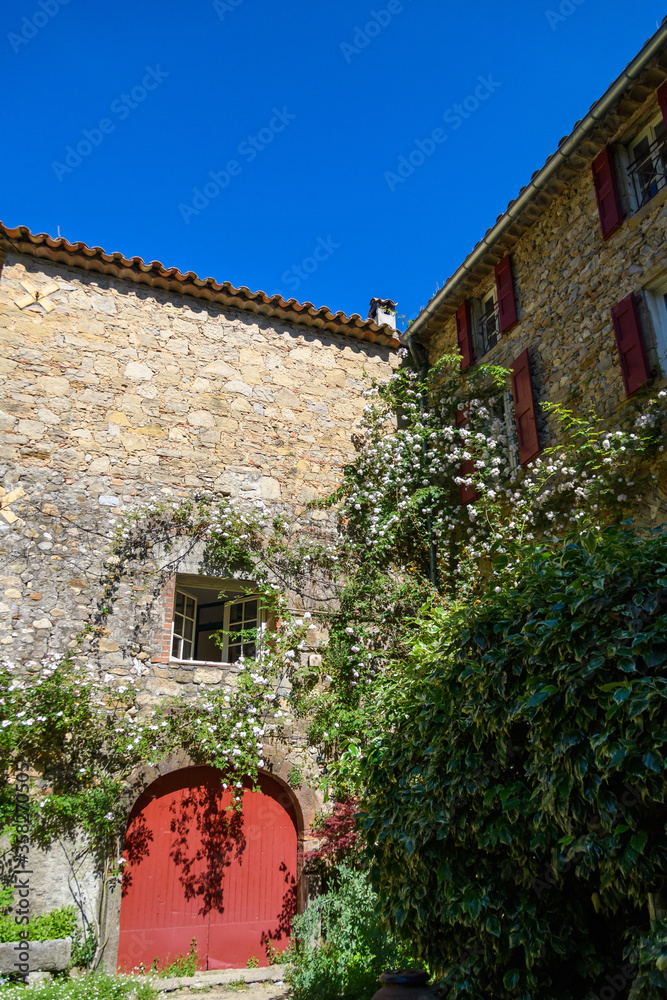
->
[368, 297, 397, 330]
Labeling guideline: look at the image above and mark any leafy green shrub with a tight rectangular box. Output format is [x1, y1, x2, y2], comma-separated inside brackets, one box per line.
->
[0, 905, 77, 944]
[0, 973, 157, 1000]
[360, 526, 667, 999]
[286, 865, 416, 1000]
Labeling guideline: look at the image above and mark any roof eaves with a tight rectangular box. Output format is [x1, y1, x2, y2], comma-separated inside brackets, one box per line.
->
[407, 19, 667, 343]
[0, 222, 401, 349]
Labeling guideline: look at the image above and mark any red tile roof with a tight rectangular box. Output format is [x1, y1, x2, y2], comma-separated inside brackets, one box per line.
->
[0, 222, 400, 349]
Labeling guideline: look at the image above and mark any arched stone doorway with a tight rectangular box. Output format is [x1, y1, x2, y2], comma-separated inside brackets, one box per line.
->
[117, 766, 298, 971]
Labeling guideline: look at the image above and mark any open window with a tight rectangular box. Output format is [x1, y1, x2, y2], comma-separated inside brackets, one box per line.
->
[171, 577, 264, 664]
[644, 272, 667, 374]
[491, 391, 519, 473]
[474, 289, 500, 358]
[457, 255, 518, 367]
[626, 115, 667, 211]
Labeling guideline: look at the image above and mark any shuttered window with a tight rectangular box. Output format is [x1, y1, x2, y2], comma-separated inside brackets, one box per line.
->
[455, 409, 478, 505]
[494, 255, 518, 334]
[592, 146, 623, 239]
[611, 293, 650, 397]
[658, 80, 667, 130]
[456, 300, 474, 369]
[511, 350, 540, 466]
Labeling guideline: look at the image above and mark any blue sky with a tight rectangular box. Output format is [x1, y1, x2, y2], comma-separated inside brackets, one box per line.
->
[0, 0, 663, 328]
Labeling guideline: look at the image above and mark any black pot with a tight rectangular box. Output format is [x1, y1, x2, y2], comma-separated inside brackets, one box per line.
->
[371, 969, 438, 1000]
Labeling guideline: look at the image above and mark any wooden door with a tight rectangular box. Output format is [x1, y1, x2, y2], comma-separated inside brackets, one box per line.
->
[117, 766, 298, 972]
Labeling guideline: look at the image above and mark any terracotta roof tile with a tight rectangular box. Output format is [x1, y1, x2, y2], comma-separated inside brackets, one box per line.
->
[0, 222, 400, 349]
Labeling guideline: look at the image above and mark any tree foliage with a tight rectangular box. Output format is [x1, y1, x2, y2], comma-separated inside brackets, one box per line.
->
[360, 525, 667, 998]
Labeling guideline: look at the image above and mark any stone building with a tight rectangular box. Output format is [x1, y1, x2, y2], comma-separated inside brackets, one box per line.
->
[0, 222, 399, 970]
[5, 13, 667, 981]
[406, 19, 667, 510]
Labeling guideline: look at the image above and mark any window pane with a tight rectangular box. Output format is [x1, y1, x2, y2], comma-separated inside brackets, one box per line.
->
[175, 592, 185, 614]
[230, 602, 243, 623]
[184, 618, 193, 640]
[229, 644, 242, 662]
[245, 642, 256, 659]
[171, 635, 180, 657]
[196, 631, 223, 663]
[244, 600, 258, 620]
[185, 597, 195, 618]
[173, 614, 184, 637]
[199, 604, 225, 625]
[182, 641, 192, 660]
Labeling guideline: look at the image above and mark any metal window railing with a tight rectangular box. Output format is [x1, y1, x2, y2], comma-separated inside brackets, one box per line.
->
[628, 135, 667, 208]
[478, 303, 500, 356]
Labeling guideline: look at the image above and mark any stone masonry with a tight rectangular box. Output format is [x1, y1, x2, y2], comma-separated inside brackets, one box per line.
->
[0, 242, 398, 947]
[0, 250, 398, 677]
[417, 71, 667, 523]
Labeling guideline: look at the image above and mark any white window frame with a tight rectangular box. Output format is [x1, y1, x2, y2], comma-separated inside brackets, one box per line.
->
[170, 588, 264, 665]
[502, 390, 519, 473]
[222, 594, 263, 664]
[626, 113, 667, 213]
[643, 273, 667, 375]
[171, 590, 197, 661]
[490, 391, 519, 475]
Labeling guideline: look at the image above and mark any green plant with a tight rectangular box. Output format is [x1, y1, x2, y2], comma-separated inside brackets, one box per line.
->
[360, 525, 667, 998]
[246, 955, 259, 969]
[0, 904, 77, 944]
[152, 937, 199, 977]
[286, 865, 417, 1000]
[70, 926, 97, 971]
[0, 972, 157, 1000]
[265, 940, 282, 965]
[287, 765, 304, 789]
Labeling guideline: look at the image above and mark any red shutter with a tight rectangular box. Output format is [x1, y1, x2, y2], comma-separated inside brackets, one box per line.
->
[494, 255, 518, 334]
[658, 80, 667, 130]
[456, 301, 474, 369]
[592, 146, 623, 239]
[511, 350, 540, 466]
[455, 409, 478, 505]
[611, 293, 650, 397]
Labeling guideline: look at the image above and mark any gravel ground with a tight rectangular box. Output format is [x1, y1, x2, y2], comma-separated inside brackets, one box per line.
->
[161, 985, 290, 1000]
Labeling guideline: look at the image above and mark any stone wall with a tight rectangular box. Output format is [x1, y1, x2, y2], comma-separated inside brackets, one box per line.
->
[425, 97, 667, 459]
[0, 250, 397, 674]
[0, 249, 398, 940]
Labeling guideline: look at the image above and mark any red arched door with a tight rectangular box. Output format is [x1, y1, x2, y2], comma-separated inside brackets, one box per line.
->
[117, 766, 298, 972]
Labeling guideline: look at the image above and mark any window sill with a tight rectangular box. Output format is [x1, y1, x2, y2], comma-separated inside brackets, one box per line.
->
[170, 658, 239, 668]
[627, 183, 667, 230]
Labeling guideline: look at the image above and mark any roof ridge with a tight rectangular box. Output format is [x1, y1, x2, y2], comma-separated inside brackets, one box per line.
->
[0, 221, 400, 349]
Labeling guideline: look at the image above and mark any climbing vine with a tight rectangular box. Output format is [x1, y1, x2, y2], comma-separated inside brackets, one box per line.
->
[289, 353, 667, 795]
[1, 351, 666, 884]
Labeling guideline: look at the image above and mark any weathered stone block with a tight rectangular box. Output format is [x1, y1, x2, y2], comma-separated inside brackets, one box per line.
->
[0, 938, 72, 974]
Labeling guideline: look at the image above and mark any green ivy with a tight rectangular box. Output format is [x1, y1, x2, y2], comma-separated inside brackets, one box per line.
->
[359, 525, 667, 998]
